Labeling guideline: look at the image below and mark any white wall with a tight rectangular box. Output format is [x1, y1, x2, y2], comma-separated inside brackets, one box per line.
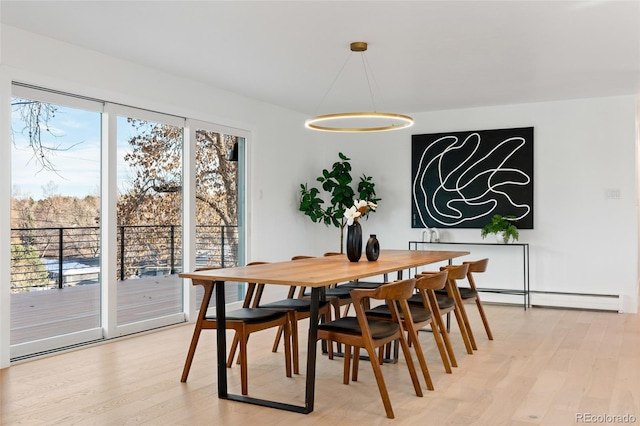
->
[304, 97, 639, 313]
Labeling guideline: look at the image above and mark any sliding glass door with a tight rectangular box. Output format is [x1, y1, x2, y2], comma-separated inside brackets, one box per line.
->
[8, 85, 247, 360]
[193, 127, 244, 309]
[116, 111, 184, 326]
[10, 86, 103, 357]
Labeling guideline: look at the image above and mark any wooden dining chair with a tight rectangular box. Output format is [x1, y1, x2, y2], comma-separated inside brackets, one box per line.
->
[438, 263, 476, 352]
[316, 278, 424, 419]
[409, 270, 458, 371]
[364, 278, 437, 387]
[369, 270, 453, 374]
[286, 253, 354, 355]
[180, 268, 292, 396]
[317, 252, 355, 317]
[245, 261, 331, 374]
[461, 258, 494, 340]
[333, 250, 387, 311]
[267, 256, 334, 364]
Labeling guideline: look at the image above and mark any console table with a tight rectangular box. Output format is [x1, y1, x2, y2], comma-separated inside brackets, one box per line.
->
[408, 241, 530, 310]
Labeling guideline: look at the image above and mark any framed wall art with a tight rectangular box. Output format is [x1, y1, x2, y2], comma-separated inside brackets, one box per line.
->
[411, 127, 533, 229]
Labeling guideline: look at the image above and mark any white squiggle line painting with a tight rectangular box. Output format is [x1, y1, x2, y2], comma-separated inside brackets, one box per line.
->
[412, 128, 533, 228]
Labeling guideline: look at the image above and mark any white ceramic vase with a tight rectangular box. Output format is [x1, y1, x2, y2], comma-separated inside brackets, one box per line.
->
[496, 231, 512, 244]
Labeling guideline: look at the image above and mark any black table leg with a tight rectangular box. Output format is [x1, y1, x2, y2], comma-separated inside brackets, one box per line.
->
[305, 287, 321, 412]
[214, 280, 313, 413]
[215, 280, 228, 398]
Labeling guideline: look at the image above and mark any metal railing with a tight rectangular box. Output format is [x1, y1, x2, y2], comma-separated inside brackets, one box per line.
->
[10, 224, 238, 293]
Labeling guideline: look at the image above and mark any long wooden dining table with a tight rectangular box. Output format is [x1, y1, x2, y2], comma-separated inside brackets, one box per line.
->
[178, 249, 469, 414]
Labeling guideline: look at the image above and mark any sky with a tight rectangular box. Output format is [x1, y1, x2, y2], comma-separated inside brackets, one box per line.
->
[11, 101, 136, 200]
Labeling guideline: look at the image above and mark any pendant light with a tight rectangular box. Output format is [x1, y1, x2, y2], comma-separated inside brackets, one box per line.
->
[305, 42, 414, 133]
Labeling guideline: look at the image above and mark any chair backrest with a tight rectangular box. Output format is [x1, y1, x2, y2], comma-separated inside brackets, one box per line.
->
[440, 263, 469, 280]
[463, 258, 489, 273]
[350, 278, 417, 333]
[350, 278, 416, 305]
[246, 261, 270, 307]
[413, 271, 448, 312]
[377, 278, 417, 301]
[190, 267, 219, 287]
[415, 270, 448, 291]
[292, 255, 314, 260]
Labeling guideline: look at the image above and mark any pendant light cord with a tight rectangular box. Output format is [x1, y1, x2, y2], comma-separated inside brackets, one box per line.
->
[312, 51, 354, 116]
[360, 52, 379, 113]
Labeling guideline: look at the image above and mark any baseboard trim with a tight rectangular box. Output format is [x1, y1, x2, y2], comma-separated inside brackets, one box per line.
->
[529, 291, 620, 312]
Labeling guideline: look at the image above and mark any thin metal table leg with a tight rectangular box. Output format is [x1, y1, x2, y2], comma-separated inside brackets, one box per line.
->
[305, 287, 321, 412]
[215, 280, 228, 398]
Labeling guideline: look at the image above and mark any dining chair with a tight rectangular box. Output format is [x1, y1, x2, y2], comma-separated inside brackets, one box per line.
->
[268, 256, 335, 361]
[413, 266, 473, 358]
[438, 263, 477, 352]
[364, 277, 437, 387]
[286, 253, 354, 355]
[316, 278, 424, 419]
[180, 268, 292, 396]
[248, 260, 331, 374]
[461, 258, 494, 340]
[317, 252, 355, 317]
[410, 270, 458, 370]
[369, 270, 453, 374]
[333, 249, 387, 307]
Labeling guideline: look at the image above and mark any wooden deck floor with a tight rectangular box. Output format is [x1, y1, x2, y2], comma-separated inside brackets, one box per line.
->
[10, 276, 244, 345]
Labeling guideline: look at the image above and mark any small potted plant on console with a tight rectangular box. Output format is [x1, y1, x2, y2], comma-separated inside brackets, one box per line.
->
[480, 214, 519, 244]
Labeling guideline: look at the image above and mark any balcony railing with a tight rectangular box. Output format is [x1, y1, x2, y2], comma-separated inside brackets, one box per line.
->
[10, 225, 238, 293]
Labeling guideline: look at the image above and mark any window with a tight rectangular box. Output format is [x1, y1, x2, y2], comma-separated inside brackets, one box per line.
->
[10, 85, 103, 357]
[8, 84, 246, 360]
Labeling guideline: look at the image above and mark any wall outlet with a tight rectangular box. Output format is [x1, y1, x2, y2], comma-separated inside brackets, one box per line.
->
[605, 188, 621, 199]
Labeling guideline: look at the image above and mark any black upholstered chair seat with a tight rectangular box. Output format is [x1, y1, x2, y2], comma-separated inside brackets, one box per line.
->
[407, 293, 423, 306]
[436, 287, 477, 299]
[304, 286, 353, 299]
[339, 281, 385, 290]
[408, 293, 455, 310]
[318, 317, 399, 339]
[434, 294, 455, 310]
[366, 304, 432, 323]
[456, 287, 478, 299]
[207, 308, 287, 324]
[260, 298, 330, 312]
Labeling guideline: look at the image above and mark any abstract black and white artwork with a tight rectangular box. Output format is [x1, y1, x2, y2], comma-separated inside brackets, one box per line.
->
[411, 127, 533, 229]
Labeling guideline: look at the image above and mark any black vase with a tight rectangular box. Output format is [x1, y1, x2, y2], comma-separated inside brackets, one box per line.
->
[366, 234, 380, 261]
[346, 222, 363, 262]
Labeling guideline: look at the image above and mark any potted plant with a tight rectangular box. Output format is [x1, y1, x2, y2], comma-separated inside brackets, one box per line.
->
[480, 214, 519, 244]
[298, 152, 380, 253]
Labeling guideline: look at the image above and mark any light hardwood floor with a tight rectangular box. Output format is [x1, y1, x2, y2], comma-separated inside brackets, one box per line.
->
[2, 304, 639, 425]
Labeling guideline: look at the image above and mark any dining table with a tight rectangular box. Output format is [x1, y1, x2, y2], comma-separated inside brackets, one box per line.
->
[178, 248, 470, 414]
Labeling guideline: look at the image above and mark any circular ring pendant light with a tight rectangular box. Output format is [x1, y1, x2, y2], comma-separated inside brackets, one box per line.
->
[305, 112, 414, 132]
[305, 42, 414, 133]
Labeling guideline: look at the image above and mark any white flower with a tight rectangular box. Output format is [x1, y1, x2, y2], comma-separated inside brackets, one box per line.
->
[344, 206, 361, 226]
[367, 201, 377, 210]
[355, 199, 368, 210]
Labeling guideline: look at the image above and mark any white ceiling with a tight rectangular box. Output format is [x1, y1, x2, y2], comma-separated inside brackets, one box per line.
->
[2, 1, 639, 116]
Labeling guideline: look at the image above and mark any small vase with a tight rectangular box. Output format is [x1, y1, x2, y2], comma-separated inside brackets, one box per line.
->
[496, 231, 510, 244]
[365, 234, 380, 261]
[346, 222, 363, 262]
